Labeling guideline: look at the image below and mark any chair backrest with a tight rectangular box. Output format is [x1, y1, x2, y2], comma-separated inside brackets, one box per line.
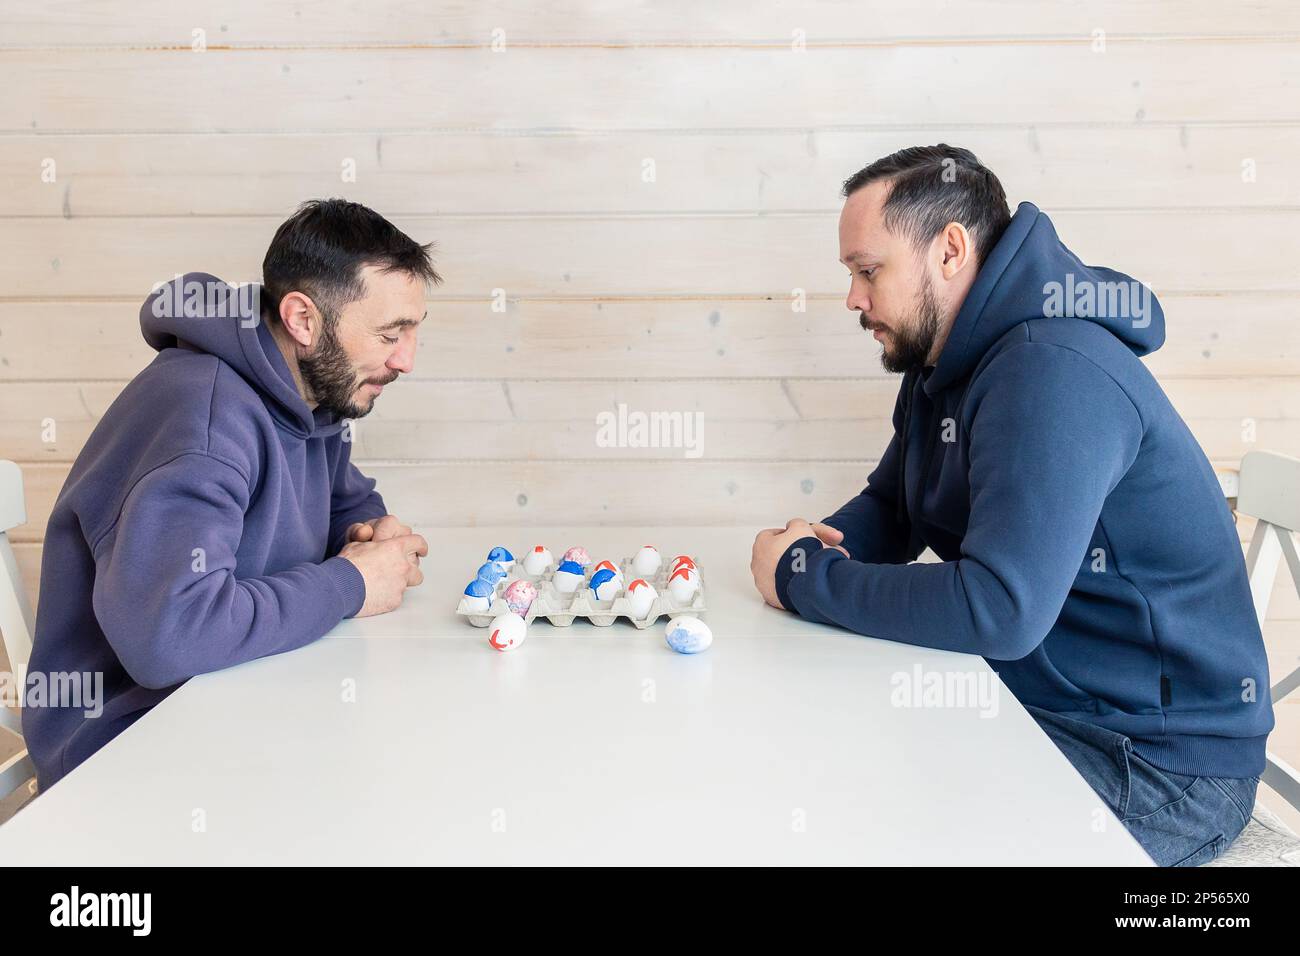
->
[1237, 451, 1300, 627]
[0, 461, 38, 806]
[0, 460, 35, 692]
[1233, 451, 1300, 812]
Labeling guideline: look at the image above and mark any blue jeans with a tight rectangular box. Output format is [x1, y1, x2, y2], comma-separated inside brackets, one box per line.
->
[1025, 705, 1257, 866]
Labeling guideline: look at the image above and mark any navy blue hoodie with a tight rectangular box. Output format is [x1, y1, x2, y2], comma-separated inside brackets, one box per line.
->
[24, 274, 381, 788]
[775, 203, 1273, 779]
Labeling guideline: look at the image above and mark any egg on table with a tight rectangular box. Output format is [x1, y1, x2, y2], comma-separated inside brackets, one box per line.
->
[626, 578, 657, 619]
[503, 579, 538, 616]
[486, 546, 515, 571]
[462, 578, 496, 614]
[665, 615, 712, 654]
[487, 612, 528, 652]
[522, 545, 553, 576]
[632, 545, 661, 577]
[553, 559, 585, 593]
[589, 567, 621, 602]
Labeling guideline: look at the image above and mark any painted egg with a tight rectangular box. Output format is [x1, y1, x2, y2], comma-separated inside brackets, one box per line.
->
[553, 559, 585, 593]
[486, 546, 515, 571]
[589, 567, 621, 601]
[591, 560, 623, 589]
[670, 554, 696, 569]
[487, 612, 528, 652]
[476, 561, 507, 586]
[667, 565, 700, 604]
[665, 615, 712, 654]
[503, 579, 537, 616]
[671, 558, 700, 581]
[462, 578, 495, 614]
[626, 578, 657, 619]
[561, 546, 591, 568]
[632, 546, 661, 577]
[522, 545, 553, 576]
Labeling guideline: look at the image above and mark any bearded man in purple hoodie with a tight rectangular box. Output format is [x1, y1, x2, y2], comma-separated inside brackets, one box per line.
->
[24, 199, 435, 789]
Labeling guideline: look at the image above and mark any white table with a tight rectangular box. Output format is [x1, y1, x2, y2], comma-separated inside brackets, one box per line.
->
[0, 527, 1152, 865]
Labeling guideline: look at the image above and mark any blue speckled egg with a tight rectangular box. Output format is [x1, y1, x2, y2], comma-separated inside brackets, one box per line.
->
[476, 560, 507, 585]
[665, 615, 712, 654]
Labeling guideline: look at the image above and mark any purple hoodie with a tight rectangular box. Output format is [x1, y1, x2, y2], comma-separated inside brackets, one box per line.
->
[24, 274, 382, 789]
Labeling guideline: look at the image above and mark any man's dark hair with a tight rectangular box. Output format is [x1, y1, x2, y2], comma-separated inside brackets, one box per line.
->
[262, 198, 441, 318]
[841, 145, 1011, 268]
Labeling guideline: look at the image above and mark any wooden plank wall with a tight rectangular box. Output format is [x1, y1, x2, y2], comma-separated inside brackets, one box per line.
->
[1, 2, 1298, 616]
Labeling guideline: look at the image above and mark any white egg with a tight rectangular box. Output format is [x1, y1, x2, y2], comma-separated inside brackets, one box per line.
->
[665, 615, 712, 654]
[589, 568, 622, 602]
[561, 546, 591, 568]
[632, 546, 662, 577]
[486, 546, 516, 572]
[462, 579, 496, 614]
[503, 579, 537, 616]
[666, 566, 700, 605]
[553, 560, 585, 593]
[626, 579, 657, 619]
[487, 612, 528, 652]
[522, 545, 552, 576]
[591, 559, 621, 578]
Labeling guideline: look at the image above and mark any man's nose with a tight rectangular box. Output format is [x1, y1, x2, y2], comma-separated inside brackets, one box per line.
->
[388, 335, 416, 374]
[846, 286, 869, 314]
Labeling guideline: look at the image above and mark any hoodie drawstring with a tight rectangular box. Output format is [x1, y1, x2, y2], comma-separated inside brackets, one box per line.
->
[896, 368, 918, 536]
[896, 367, 945, 561]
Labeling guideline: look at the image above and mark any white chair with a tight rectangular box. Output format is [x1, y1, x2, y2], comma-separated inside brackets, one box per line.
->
[1210, 451, 1300, 866]
[0, 460, 38, 822]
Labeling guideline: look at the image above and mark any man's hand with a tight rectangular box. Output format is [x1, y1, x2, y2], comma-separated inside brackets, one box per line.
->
[751, 519, 851, 610]
[751, 518, 818, 610]
[346, 515, 420, 567]
[346, 515, 412, 545]
[811, 522, 851, 558]
[339, 533, 429, 617]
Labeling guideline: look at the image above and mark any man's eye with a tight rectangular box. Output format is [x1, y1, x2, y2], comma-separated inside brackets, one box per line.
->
[381, 334, 398, 345]
[859, 268, 876, 279]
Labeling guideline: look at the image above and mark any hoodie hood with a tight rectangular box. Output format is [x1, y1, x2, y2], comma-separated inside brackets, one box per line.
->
[140, 272, 345, 439]
[925, 202, 1165, 395]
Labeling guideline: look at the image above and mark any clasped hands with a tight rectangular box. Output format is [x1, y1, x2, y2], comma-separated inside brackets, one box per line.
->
[750, 519, 849, 610]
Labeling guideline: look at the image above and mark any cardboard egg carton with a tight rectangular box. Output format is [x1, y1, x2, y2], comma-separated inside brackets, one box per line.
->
[456, 552, 706, 629]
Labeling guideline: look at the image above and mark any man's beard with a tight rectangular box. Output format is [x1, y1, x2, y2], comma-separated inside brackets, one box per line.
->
[299, 314, 394, 421]
[861, 276, 943, 374]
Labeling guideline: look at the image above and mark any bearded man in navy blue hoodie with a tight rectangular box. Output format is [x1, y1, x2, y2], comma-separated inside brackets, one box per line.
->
[25, 199, 434, 789]
[751, 146, 1273, 866]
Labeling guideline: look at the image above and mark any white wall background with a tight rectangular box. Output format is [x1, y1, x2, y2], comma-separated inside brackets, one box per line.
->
[1, 1, 1298, 632]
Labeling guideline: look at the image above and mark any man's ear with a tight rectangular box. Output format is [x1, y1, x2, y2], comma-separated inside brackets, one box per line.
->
[938, 222, 974, 281]
[278, 291, 320, 348]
